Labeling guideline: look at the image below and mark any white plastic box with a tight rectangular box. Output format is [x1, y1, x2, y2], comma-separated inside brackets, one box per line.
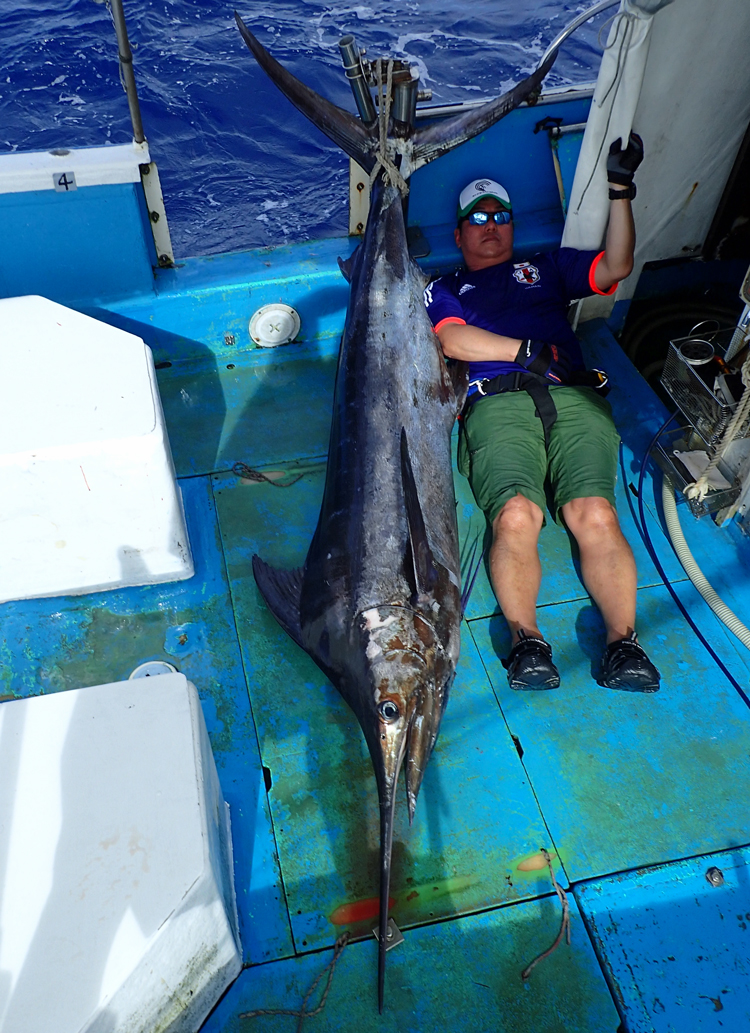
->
[0, 673, 242, 1033]
[0, 295, 193, 602]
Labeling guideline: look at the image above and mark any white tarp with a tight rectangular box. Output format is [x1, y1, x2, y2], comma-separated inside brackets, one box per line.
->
[562, 0, 750, 318]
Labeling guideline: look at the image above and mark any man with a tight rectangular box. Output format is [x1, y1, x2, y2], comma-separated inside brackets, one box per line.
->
[424, 134, 660, 693]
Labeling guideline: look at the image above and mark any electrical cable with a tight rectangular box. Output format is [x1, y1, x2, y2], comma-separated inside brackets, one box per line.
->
[619, 414, 750, 709]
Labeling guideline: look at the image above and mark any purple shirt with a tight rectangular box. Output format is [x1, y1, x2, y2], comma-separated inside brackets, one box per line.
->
[424, 248, 615, 388]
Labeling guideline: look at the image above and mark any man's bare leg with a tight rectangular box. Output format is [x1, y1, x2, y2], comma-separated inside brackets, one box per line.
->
[561, 496, 636, 643]
[489, 494, 545, 644]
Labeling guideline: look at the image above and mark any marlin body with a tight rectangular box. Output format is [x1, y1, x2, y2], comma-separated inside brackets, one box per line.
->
[252, 174, 462, 1006]
[237, 10, 558, 1008]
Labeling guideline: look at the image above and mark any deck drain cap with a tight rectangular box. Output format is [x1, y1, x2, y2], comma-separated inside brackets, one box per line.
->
[129, 660, 178, 679]
[249, 304, 300, 347]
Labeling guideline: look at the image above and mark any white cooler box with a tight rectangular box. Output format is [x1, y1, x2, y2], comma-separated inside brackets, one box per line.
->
[0, 673, 242, 1033]
[0, 295, 193, 602]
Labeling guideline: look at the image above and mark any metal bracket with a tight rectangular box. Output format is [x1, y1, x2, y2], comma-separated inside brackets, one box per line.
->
[372, 917, 404, 951]
[139, 160, 175, 267]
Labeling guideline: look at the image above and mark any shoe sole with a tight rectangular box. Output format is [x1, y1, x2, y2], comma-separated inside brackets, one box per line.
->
[598, 679, 660, 693]
[509, 677, 560, 691]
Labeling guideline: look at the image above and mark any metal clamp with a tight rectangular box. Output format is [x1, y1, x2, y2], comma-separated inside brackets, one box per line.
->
[372, 918, 404, 951]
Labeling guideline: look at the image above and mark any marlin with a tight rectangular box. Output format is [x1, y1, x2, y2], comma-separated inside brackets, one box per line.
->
[237, 12, 558, 1009]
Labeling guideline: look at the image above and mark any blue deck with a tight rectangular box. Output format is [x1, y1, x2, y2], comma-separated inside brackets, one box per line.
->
[2, 82, 750, 1029]
[2, 261, 750, 1028]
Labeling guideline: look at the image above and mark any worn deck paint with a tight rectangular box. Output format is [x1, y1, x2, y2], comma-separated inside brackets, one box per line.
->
[575, 844, 750, 1032]
[4, 304, 750, 1027]
[0, 476, 292, 965]
[201, 893, 621, 1032]
[468, 587, 750, 883]
[213, 468, 565, 952]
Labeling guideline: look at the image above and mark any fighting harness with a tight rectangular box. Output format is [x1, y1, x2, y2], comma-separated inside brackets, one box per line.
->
[463, 368, 609, 447]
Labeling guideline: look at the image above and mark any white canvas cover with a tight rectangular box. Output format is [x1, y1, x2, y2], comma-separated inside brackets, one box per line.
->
[562, 0, 750, 318]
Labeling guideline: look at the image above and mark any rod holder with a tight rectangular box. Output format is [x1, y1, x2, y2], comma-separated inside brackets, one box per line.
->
[392, 75, 418, 134]
[339, 35, 377, 125]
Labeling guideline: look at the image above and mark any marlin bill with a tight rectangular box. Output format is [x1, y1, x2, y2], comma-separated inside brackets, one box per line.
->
[237, 11, 558, 1010]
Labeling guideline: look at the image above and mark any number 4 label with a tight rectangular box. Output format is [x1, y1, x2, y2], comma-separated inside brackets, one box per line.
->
[53, 171, 77, 192]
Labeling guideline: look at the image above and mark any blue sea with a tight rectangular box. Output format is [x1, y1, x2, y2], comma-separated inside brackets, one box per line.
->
[0, 1, 608, 258]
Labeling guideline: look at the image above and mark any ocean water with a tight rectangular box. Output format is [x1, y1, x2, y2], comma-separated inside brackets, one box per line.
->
[0, 0, 609, 259]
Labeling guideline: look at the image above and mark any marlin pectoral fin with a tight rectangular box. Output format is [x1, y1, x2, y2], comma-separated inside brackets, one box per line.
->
[252, 555, 305, 648]
[410, 48, 559, 172]
[400, 428, 438, 600]
[448, 359, 470, 415]
[234, 13, 376, 172]
[337, 244, 362, 284]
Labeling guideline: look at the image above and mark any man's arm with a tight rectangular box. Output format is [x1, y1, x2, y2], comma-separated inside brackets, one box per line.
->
[437, 322, 521, 362]
[594, 132, 643, 292]
[594, 196, 635, 291]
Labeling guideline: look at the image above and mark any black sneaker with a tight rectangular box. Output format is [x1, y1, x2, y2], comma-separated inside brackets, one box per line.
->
[598, 633, 660, 692]
[503, 630, 560, 690]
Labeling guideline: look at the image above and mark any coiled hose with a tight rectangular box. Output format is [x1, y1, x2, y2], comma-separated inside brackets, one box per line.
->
[661, 478, 750, 649]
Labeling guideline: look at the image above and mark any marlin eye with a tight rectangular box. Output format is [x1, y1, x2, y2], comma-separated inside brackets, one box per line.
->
[378, 700, 400, 723]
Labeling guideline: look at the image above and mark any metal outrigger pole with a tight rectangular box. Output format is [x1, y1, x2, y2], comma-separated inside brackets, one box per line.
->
[109, 0, 145, 144]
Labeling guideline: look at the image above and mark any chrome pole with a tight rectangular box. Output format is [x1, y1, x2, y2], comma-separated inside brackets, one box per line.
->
[109, 0, 145, 143]
[538, 0, 621, 69]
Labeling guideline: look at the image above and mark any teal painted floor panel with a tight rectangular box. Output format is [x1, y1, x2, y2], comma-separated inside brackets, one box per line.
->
[201, 894, 621, 1033]
[0, 476, 292, 965]
[156, 352, 336, 478]
[468, 585, 750, 883]
[213, 468, 566, 952]
[576, 844, 750, 1032]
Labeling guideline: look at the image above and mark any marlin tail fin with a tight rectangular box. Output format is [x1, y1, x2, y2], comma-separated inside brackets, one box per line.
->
[235, 13, 376, 172]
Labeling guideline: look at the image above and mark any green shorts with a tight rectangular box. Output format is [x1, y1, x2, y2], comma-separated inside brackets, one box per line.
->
[457, 385, 620, 524]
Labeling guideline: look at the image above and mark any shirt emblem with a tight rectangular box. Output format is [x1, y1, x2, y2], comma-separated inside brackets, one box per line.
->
[513, 262, 540, 285]
[458, 283, 475, 295]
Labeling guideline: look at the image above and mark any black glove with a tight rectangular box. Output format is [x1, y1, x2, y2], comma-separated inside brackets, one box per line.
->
[607, 132, 644, 186]
[514, 339, 571, 385]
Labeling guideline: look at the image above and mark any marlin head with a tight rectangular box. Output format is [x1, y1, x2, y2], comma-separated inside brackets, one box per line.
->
[354, 603, 453, 1011]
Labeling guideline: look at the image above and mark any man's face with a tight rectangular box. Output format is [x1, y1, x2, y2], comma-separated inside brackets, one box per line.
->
[454, 197, 513, 271]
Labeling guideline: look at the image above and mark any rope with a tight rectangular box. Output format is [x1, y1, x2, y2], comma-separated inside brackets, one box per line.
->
[232, 461, 305, 488]
[573, 11, 635, 214]
[369, 59, 408, 194]
[521, 849, 571, 980]
[239, 933, 350, 1031]
[683, 352, 750, 505]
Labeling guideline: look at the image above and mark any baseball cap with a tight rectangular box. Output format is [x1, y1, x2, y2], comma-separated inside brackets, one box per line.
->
[457, 178, 512, 218]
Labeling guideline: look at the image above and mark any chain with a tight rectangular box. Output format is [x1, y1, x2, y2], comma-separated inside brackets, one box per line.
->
[239, 932, 350, 1031]
[521, 849, 571, 980]
[232, 461, 305, 488]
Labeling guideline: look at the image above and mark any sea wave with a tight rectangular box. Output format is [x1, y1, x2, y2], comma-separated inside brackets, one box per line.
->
[0, 0, 607, 258]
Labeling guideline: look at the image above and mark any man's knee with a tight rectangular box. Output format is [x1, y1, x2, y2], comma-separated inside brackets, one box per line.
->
[492, 493, 544, 540]
[562, 496, 621, 539]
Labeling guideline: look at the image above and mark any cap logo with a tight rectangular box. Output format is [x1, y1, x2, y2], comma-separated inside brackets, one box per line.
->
[474, 179, 491, 192]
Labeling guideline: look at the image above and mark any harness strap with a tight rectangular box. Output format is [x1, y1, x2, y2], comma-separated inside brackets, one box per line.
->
[464, 371, 558, 447]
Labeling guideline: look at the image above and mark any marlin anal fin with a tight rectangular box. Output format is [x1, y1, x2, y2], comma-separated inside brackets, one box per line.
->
[410, 49, 559, 172]
[252, 555, 304, 648]
[400, 428, 438, 601]
[235, 13, 376, 173]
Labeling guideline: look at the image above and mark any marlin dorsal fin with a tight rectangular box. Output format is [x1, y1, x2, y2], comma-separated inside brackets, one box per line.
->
[400, 428, 438, 601]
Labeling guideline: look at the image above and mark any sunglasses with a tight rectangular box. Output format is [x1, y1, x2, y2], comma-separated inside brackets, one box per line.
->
[465, 210, 512, 226]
